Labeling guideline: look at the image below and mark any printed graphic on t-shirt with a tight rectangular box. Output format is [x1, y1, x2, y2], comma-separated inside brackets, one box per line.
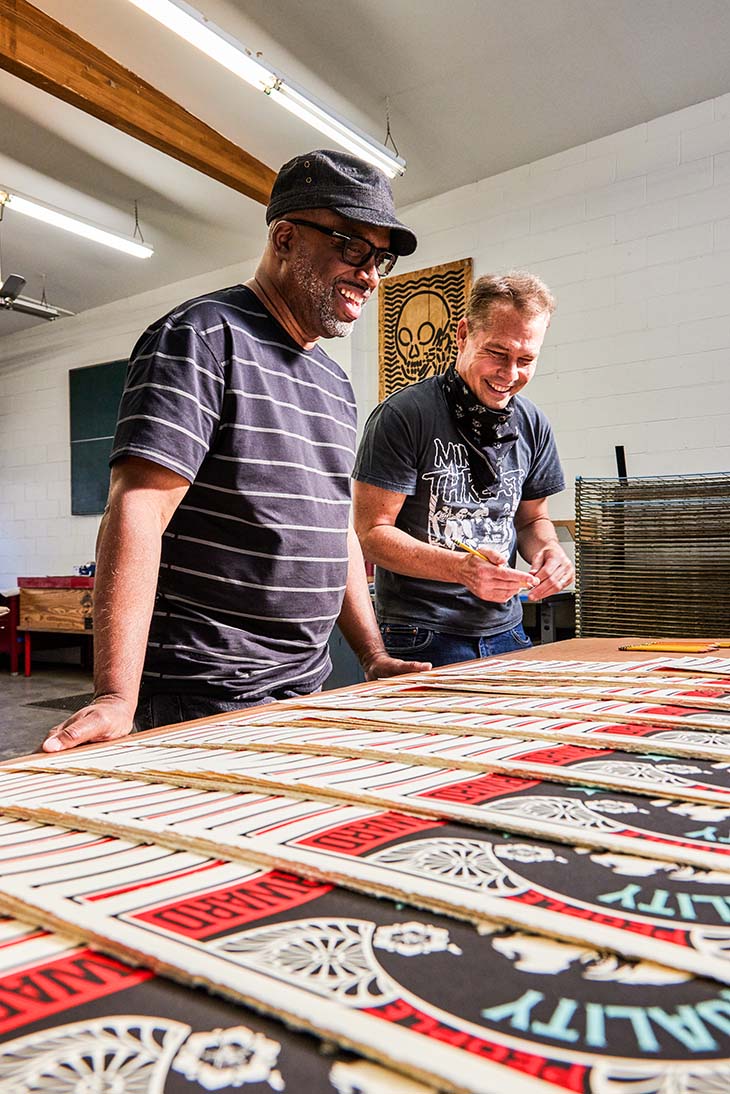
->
[424, 438, 525, 554]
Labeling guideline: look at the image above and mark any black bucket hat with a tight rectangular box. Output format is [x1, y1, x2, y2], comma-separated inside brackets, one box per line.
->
[266, 149, 417, 256]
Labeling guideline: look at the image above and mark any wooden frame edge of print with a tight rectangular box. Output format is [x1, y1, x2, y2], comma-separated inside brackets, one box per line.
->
[378, 257, 473, 402]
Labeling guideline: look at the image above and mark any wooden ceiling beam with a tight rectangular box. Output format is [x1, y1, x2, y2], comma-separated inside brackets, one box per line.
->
[0, 0, 276, 205]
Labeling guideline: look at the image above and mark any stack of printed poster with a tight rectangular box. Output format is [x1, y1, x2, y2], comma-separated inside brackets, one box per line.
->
[2, 652, 730, 1092]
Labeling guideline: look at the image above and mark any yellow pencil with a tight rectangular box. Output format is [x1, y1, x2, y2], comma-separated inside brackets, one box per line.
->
[453, 540, 533, 589]
[617, 638, 717, 647]
[453, 539, 491, 563]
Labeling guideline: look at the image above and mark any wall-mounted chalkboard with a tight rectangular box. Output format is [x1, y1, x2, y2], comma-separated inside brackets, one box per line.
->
[69, 359, 128, 515]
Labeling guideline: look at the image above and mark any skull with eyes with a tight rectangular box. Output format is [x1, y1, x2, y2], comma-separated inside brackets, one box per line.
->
[394, 290, 453, 382]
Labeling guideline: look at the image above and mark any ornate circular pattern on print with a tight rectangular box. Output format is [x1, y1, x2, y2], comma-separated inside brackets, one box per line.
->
[217, 918, 398, 1006]
[591, 1060, 730, 1093]
[369, 837, 530, 894]
[572, 760, 705, 785]
[482, 794, 640, 831]
[0, 1016, 189, 1093]
[652, 731, 730, 747]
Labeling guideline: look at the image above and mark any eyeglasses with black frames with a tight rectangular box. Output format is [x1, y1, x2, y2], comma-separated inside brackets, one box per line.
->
[283, 218, 398, 277]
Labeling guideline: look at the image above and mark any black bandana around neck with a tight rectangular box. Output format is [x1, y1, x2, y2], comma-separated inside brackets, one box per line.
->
[438, 363, 519, 491]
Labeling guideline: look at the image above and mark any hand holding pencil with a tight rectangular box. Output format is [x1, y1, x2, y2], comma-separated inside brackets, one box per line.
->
[451, 539, 539, 601]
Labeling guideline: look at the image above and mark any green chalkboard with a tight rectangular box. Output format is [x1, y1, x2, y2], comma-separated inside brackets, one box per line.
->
[69, 359, 128, 515]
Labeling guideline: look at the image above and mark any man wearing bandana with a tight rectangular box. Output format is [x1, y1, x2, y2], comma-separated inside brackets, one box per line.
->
[353, 272, 574, 668]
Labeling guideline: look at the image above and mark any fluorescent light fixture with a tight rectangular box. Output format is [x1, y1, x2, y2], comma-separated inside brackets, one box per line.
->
[0, 190, 153, 259]
[127, 0, 406, 178]
[0, 295, 72, 321]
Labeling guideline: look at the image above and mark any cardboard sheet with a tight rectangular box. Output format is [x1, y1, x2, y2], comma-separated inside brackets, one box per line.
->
[3, 822, 730, 1092]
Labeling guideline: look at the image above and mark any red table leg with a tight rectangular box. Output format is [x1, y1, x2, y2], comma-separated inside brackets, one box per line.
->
[9, 598, 19, 675]
[24, 633, 31, 677]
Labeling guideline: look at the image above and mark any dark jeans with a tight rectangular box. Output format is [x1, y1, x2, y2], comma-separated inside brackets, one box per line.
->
[134, 686, 317, 731]
[379, 621, 532, 668]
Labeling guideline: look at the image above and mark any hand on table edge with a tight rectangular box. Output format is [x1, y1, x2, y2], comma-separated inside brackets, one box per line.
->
[42, 694, 136, 752]
[361, 649, 432, 681]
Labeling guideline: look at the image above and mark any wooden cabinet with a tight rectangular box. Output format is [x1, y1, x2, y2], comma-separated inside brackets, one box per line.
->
[17, 577, 94, 676]
[19, 587, 94, 632]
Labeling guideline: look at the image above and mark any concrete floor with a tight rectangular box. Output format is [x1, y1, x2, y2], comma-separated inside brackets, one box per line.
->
[0, 663, 93, 761]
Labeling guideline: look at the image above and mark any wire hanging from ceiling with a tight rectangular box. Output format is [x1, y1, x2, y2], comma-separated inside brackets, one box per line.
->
[383, 97, 400, 159]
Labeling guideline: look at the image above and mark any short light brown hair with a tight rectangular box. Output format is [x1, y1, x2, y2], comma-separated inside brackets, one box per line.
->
[465, 271, 556, 330]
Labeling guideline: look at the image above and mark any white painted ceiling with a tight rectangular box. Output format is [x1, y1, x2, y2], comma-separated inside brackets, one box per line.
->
[2, 0, 730, 337]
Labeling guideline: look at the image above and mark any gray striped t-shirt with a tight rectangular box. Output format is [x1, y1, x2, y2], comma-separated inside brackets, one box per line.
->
[111, 285, 357, 700]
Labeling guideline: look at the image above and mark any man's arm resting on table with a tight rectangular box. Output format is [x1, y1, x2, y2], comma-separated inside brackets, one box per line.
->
[515, 496, 575, 602]
[42, 457, 190, 752]
[353, 480, 537, 603]
[336, 525, 432, 679]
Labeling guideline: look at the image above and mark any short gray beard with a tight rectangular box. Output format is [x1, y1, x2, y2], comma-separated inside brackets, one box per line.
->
[290, 249, 353, 339]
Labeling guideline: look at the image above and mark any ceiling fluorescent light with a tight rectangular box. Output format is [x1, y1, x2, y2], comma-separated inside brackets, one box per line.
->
[127, 0, 406, 178]
[0, 190, 153, 259]
[0, 295, 71, 321]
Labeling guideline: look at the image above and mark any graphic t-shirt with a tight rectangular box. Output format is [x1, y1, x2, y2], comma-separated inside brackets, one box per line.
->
[353, 376, 564, 636]
[111, 285, 357, 699]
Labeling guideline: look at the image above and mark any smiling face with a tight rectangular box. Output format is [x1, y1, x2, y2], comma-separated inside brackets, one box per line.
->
[455, 303, 550, 410]
[284, 209, 391, 340]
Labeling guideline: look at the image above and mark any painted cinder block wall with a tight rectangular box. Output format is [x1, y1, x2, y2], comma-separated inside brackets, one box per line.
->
[2, 94, 730, 587]
[351, 93, 730, 524]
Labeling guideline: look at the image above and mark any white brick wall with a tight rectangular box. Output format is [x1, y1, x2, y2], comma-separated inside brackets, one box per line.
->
[352, 92, 730, 529]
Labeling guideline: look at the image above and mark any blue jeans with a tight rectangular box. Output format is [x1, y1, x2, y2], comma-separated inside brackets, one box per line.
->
[135, 685, 316, 731]
[379, 621, 532, 668]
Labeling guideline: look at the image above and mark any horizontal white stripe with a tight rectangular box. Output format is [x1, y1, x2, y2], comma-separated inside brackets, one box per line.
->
[131, 348, 224, 385]
[258, 662, 331, 689]
[178, 503, 348, 535]
[194, 483, 351, 505]
[225, 390, 357, 433]
[219, 423, 355, 456]
[124, 381, 219, 419]
[146, 640, 279, 666]
[228, 360, 356, 410]
[154, 318, 219, 366]
[156, 596, 332, 637]
[116, 414, 208, 448]
[177, 295, 267, 323]
[162, 612, 316, 650]
[167, 563, 347, 594]
[210, 454, 350, 480]
[110, 445, 194, 479]
[72, 435, 114, 444]
[143, 660, 327, 690]
[203, 323, 352, 387]
[167, 533, 347, 564]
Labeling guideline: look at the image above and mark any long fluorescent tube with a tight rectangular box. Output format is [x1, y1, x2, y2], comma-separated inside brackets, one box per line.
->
[127, 0, 406, 178]
[0, 190, 153, 259]
[0, 295, 71, 321]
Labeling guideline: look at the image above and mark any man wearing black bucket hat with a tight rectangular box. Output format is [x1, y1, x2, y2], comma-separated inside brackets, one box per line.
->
[44, 150, 428, 753]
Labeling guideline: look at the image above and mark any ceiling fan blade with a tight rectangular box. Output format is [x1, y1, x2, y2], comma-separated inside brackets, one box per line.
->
[0, 274, 27, 301]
